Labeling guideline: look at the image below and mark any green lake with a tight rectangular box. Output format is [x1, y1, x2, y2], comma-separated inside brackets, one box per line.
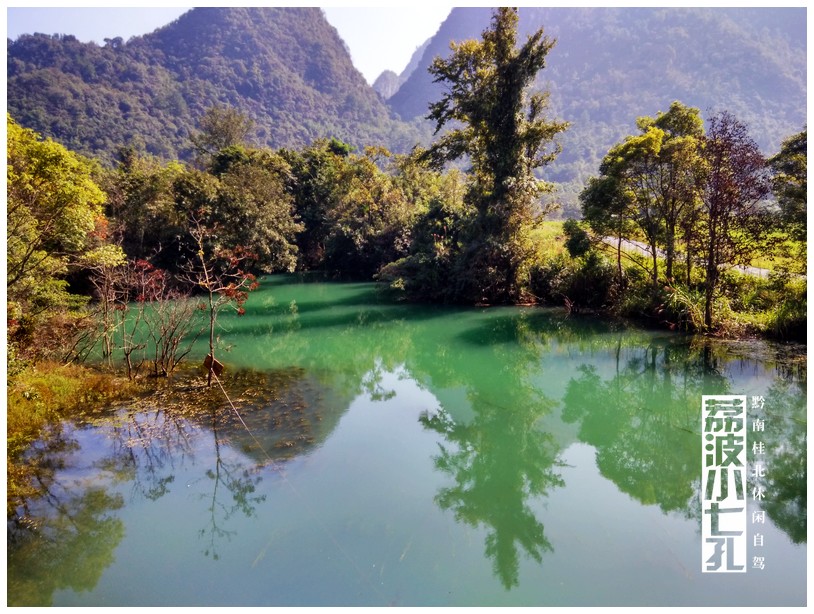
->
[7, 275, 807, 606]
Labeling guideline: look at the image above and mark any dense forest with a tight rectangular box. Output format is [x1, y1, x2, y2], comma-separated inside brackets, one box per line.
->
[7, 7, 425, 164]
[6, 9, 807, 508]
[7, 7, 805, 215]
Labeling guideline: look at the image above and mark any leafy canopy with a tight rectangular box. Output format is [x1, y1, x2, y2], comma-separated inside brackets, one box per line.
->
[7, 114, 115, 317]
[422, 7, 568, 303]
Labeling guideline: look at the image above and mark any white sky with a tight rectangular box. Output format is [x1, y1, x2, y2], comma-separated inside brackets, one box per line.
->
[5, 5, 454, 84]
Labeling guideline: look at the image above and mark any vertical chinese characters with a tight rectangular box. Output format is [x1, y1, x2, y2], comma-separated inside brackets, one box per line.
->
[702, 395, 747, 572]
[750, 396, 767, 570]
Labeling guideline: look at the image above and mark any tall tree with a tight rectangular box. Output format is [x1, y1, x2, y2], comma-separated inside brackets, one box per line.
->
[323, 146, 420, 278]
[423, 7, 568, 303]
[638, 102, 705, 282]
[211, 146, 302, 273]
[281, 138, 353, 270]
[588, 102, 704, 288]
[593, 128, 665, 287]
[579, 173, 634, 285]
[699, 111, 772, 328]
[101, 149, 185, 265]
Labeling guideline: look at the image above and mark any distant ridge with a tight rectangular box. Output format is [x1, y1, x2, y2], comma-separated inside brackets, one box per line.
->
[7, 7, 805, 214]
[387, 7, 806, 213]
[7, 7, 420, 163]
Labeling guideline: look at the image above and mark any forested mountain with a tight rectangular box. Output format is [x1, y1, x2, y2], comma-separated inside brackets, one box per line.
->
[7, 7, 421, 163]
[389, 7, 806, 214]
[7, 7, 805, 215]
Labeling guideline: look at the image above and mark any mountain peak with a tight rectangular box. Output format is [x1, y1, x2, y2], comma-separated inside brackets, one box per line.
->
[7, 6, 414, 162]
[373, 70, 401, 100]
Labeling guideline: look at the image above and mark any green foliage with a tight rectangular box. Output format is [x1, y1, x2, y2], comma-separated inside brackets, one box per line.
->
[720, 271, 807, 341]
[586, 101, 705, 286]
[663, 285, 706, 331]
[190, 105, 255, 163]
[211, 147, 302, 273]
[7, 8, 419, 164]
[562, 219, 590, 258]
[281, 140, 349, 269]
[101, 149, 185, 264]
[422, 8, 568, 303]
[581, 103, 782, 333]
[529, 251, 616, 311]
[768, 128, 806, 270]
[377, 170, 471, 301]
[322, 148, 424, 278]
[764, 278, 807, 341]
[7, 115, 124, 361]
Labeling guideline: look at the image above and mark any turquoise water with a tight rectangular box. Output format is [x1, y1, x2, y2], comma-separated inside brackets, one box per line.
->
[8, 275, 807, 606]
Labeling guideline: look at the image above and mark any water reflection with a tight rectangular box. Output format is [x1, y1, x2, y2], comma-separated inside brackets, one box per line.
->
[7, 367, 350, 606]
[418, 312, 566, 589]
[8, 426, 126, 606]
[561, 337, 807, 542]
[7, 278, 807, 605]
[199, 416, 266, 560]
[750, 376, 807, 544]
[561, 339, 726, 515]
[421, 403, 562, 589]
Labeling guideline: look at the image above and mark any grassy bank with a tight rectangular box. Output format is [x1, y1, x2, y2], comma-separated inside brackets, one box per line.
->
[528, 221, 807, 342]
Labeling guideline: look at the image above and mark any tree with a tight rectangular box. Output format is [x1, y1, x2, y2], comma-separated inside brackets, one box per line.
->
[101, 148, 185, 265]
[7, 114, 122, 358]
[588, 102, 704, 288]
[211, 146, 302, 273]
[699, 111, 772, 328]
[172, 169, 260, 386]
[768, 128, 806, 270]
[186, 214, 259, 387]
[376, 166, 470, 301]
[281, 138, 353, 270]
[322, 147, 420, 278]
[638, 102, 705, 282]
[423, 7, 568, 303]
[579, 173, 635, 286]
[190, 105, 255, 166]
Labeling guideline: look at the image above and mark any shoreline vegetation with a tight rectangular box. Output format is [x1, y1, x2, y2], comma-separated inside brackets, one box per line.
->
[7, 9, 806, 519]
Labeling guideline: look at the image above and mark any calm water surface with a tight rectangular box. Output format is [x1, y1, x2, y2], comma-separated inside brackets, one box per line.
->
[8, 276, 807, 606]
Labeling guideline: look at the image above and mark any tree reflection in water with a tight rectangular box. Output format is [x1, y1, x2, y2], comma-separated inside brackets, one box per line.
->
[421, 402, 563, 589]
[418, 312, 565, 590]
[198, 410, 266, 560]
[562, 338, 807, 543]
[749, 375, 807, 544]
[6, 367, 347, 605]
[8, 425, 126, 607]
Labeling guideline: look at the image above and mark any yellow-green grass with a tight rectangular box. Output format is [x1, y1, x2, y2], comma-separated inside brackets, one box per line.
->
[7, 362, 138, 458]
[532, 220, 567, 260]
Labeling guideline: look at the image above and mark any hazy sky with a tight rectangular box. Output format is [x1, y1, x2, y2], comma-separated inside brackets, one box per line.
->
[5, 5, 454, 84]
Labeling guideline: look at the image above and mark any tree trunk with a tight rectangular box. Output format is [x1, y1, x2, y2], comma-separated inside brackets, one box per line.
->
[704, 250, 716, 330]
[686, 244, 692, 287]
[208, 294, 216, 387]
[665, 226, 675, 282]
[650, 240, 659, 288]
